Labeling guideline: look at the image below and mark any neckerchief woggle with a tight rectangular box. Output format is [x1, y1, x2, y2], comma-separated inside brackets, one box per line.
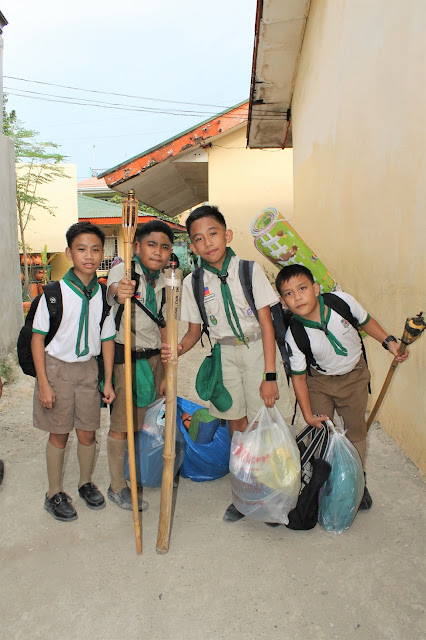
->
[63, 269, 99, 357]
[201, 247, 247, 345]
[293, 294, 348, 357]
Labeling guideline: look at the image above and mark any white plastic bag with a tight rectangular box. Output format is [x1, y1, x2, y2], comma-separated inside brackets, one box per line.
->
[318, 418, 365, 534]
[141, 398, 166, 440]
[230, 405, 301, 524]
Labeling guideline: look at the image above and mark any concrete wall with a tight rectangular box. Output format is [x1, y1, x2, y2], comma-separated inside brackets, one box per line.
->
[0, 134, 23, 357]
[291, 0, 426, 471]
[17, 163, 78, 254]
[207, 127, 293, 279]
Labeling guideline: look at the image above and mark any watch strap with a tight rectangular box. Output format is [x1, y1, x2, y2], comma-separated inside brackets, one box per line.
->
[263, 372, 277, 382]
[382, 335, 397, 350]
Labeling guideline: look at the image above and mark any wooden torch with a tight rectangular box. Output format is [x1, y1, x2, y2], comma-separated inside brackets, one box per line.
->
[156, 254, 182, 554]
[121, 190, 142, 555]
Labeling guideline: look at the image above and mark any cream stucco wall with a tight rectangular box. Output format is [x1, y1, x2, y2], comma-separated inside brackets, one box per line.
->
[291, 0, 426, 471]
[17, 163, 78, 254]
[207, 127, 293, 279]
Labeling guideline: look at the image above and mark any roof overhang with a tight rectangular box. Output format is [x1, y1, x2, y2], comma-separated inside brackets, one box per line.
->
[247, 0, 311, 149]
[99, 102, 248, 217]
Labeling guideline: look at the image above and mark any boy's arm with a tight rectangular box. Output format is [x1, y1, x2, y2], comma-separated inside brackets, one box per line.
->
[101, 339, 116, 405]
[257, 305, 280, 407]
[291, 373, 329, 428]
[32, 333, 55, 409]
[361, 317, 408, 362]
[161, 322, 201, 363]
[108, 277, 136, 304]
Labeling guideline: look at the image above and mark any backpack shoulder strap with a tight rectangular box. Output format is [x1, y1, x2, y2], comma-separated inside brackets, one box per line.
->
[238, 260, 259, 322]
[43, 281, 63, 346]
[99, 282, 111, 331]
[288, 317, 321, 376]
[191, 267, 211, 346]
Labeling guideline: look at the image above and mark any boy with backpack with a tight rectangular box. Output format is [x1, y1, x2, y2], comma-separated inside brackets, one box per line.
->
[275, 264, 409, 509]
[162, 205, 293, 522]
[32, 222, 116, 522]
[106, 220, 173, 511]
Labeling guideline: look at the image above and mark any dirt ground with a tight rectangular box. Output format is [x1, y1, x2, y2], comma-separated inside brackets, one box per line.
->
[0, 327, 425, 640]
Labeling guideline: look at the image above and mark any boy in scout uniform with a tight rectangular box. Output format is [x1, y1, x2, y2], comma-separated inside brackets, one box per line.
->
[163, 205, 292, 522]
[106, 220, 173, 511]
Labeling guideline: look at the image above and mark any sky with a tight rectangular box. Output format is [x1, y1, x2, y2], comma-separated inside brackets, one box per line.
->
[1, 0, 257, 181]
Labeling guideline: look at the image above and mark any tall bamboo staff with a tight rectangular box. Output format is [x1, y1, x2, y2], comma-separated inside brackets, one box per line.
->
[157, 254, 182, 554]
[367, 312, 425, 429]
[122, 190, 142, 555]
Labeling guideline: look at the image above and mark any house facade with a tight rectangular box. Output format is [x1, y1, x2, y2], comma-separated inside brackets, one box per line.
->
[248, 0, 426, 472]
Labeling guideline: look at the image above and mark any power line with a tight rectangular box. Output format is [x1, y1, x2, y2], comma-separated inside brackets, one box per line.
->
[4, 75, 229, 110]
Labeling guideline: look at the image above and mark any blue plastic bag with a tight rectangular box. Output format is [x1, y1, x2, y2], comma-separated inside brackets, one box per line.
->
[124, 400, 184, 487]
[318, 419, 365, 534]
[177, 396, 231, 481]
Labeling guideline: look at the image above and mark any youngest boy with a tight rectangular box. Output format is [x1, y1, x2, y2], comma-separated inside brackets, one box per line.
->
[276, 264, 408, 508]
[32, 222, 116, 522]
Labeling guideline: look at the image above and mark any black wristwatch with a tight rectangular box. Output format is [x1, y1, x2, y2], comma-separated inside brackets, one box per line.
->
[382, 335, 397, 350]
[263, 372, 277, 382]
[113, 290, 119, 304]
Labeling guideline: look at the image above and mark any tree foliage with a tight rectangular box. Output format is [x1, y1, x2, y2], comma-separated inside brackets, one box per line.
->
[3, 97, 69, 298]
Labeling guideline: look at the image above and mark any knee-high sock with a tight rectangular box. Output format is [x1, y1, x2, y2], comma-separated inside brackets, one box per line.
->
[353, 438, 366, 468]
[46, 441, 65, 498]
[77, 441, 96, 488]
[107, 435, 128, 493]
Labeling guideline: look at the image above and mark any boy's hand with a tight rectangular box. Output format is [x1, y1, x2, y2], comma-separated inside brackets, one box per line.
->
[161, 342, 183, 363]
[305, 413, 329, 429]
[38, 382, 56, 409]
[260, 380, 280, 408]
[102, 381, 116, 405]
[388, 341, 409, 362]
[115, 278, 136, 302]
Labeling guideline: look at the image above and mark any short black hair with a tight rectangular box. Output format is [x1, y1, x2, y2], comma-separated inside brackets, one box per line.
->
[275, 264, 315, 294]
[66, 221, 105, 248]
[136, 220, 174, 244]
[186, 205, 226, 236]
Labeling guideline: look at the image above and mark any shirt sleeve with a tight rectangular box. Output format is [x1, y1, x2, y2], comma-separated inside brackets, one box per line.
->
[251, 262, 279, 310]
[285, 327, 307, 375]
[180, 274, 202, 324]
[32, 294, 50, 335]
[334, 291, 369, 325]
[101, 309, 116, 342]
[106, 263, 125, 305]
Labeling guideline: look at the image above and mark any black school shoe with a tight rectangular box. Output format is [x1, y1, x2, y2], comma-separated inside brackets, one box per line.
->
[0, 460, 4, 486]
[223, 503, 245, 522]
[44, 492, 78, 522]
[358, 484, 373, 510]
[78, 482, 106, 509]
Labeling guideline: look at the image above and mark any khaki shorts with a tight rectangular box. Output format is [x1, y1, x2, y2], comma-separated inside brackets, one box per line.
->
[207, 338, 293, 423]
[33, 354, 101, 434]
[307, 356, 371, 443]
[109, 354, 164, 432]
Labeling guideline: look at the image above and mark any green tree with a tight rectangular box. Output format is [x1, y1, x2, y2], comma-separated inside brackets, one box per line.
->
[3, 97, 69, 299]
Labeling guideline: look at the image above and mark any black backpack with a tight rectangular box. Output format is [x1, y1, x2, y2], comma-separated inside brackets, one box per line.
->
[17, 281, 110, 377]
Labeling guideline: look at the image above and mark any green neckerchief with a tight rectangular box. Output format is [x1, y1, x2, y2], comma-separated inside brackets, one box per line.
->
[133, 255, 160, 317]
[62, 268, 99, 357]
[201, 247, 247, 345]
[293, 294, 348, 357]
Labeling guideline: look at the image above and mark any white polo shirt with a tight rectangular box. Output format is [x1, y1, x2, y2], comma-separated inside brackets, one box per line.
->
[286, 292, 369, 376]
[32, 281, 116, 362]
[107, 261, 166, 350]
[180, 255, 278, 340]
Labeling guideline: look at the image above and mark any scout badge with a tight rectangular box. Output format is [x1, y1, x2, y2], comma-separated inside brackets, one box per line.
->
[366, 312, 425, 428]
[157, 254, 182, 554]
[122, 190, 142, 555]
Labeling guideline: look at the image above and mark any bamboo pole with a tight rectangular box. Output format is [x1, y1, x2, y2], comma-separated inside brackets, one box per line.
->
[367, 312, 425, 429]
[156, 255, 182, 554]
[122, 190, 142, 555]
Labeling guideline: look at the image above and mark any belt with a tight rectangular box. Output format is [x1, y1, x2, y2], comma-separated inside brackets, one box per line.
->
[114, 343, 160, 364]
[216, 331, 262, 347]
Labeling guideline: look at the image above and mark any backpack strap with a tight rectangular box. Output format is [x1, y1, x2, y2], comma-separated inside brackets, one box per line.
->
[191, 267, 212, 347]
[288, 316, 326, 376]
[238, 260, 259, 322]
[43, 281, 63, 346]
[114, 268, 166, 331]
[99, 282, 111, 331]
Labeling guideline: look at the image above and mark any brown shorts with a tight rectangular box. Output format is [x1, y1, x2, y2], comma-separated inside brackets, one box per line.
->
[307, 356, 371, 443]
[109, 354, 164, 432]
[33, 354, 101, 434]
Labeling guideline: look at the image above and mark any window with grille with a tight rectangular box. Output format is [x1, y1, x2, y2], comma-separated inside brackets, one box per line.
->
[99, 235, 118, 271]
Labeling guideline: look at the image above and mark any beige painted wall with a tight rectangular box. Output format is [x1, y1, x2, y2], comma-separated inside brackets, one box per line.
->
[292, 0, 426, 471]
[17, 163, 78, 254]
[207, 127, 293, 280]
